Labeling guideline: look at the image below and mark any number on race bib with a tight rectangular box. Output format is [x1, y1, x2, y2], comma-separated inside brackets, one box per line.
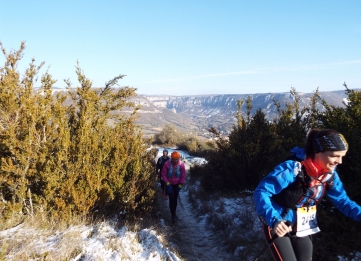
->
[296, 206, 320, 237]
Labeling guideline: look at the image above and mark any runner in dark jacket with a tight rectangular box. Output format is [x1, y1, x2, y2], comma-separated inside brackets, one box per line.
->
[156, 149, 170, 199]
[254, 129, 361, 261]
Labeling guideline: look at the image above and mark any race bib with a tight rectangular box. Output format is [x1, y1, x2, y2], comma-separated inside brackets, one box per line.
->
[296, 206, 321, 237]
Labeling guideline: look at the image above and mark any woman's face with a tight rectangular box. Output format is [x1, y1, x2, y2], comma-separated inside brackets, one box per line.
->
[314, 150, 347, 171]
[171, 158, 179, 165]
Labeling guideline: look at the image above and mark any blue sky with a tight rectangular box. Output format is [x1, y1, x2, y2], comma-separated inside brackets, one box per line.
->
[1, 1, 361, 95]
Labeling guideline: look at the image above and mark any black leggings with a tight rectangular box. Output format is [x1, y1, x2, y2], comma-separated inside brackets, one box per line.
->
[160, 178, 165, 193]
[167, 185, 180, 216]
[262, 224, 313, 261]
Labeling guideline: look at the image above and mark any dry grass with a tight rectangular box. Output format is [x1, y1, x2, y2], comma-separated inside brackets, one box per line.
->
[0, 212, 87, 260]
[0, 211, 27, 232]
[0, 208, 179, 261]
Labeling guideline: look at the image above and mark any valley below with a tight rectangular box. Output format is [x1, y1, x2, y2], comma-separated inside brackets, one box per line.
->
[133, 89, 349, 138]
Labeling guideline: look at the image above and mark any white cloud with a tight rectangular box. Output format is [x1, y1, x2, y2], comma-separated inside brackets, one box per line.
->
[139, 59, 361, 85]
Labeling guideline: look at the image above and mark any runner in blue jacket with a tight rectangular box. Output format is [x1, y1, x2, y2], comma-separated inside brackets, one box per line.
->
[254, 129, 361, 261]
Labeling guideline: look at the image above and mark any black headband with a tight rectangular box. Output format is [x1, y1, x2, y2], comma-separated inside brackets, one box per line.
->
[312, 134, 348, 153]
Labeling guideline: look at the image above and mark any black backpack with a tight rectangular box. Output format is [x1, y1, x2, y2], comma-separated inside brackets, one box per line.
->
[271, 157, 335, 209]
[157, 156, 169, 171]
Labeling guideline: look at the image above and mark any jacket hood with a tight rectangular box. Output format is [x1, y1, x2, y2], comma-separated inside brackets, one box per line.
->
[290, 146, 306, 161]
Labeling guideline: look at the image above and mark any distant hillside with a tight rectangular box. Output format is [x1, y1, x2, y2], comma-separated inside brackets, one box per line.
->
[131, 95, 199, 137]
[136, 89, 351, 136]
[46, 88, 355, 137]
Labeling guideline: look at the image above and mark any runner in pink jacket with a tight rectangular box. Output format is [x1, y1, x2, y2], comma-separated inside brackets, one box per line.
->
[161, 151, 186, 224]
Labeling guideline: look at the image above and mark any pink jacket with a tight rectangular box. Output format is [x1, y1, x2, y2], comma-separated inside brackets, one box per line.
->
[161, 160, 186, 185]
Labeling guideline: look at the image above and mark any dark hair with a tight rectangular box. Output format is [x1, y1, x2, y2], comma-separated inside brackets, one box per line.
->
[305, 129, 343, 157]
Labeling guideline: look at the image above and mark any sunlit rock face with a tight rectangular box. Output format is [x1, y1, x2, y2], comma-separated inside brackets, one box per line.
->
[44, 88, 351, 135]
[136, 90, 348, 133]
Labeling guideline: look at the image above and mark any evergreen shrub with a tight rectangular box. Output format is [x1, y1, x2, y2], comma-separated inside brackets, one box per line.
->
[190, 86, 361, 259]
[154, 123, 213, 156]
[0, 42, 155, 222]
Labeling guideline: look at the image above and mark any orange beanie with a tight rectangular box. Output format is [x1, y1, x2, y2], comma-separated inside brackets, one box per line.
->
[171, 151, 180, 159]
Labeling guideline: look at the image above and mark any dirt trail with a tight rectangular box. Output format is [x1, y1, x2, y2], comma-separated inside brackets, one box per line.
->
[157, 164, 236, 261]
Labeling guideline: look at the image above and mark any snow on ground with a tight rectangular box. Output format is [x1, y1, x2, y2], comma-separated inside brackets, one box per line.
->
[156, 170, 235, 261]
[151, 146, 207, 165]
[154, 146, 265, 260]
[0, 220, 181, 261]
[188, 180, 264, 260]
[1, 146, 359, 260]
[338, 254, 361, 261]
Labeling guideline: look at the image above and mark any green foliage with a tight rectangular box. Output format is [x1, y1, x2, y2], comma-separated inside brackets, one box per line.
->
[153, 124, 181, 145]
[190, 84, 361, 258]
[311, 83, 361, 260]
[193, 91, 314, 192]
[154, 124, 212, 156]
[318, 83, 361, 196]
[0, 42, 155, 221]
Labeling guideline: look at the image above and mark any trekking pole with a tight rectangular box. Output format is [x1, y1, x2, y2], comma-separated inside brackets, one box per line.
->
[253, 236, 278, 261]
[253, 221, 292, 261]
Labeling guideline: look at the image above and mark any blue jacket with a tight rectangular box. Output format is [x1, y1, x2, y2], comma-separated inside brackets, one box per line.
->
[254, 147, 361, 228]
